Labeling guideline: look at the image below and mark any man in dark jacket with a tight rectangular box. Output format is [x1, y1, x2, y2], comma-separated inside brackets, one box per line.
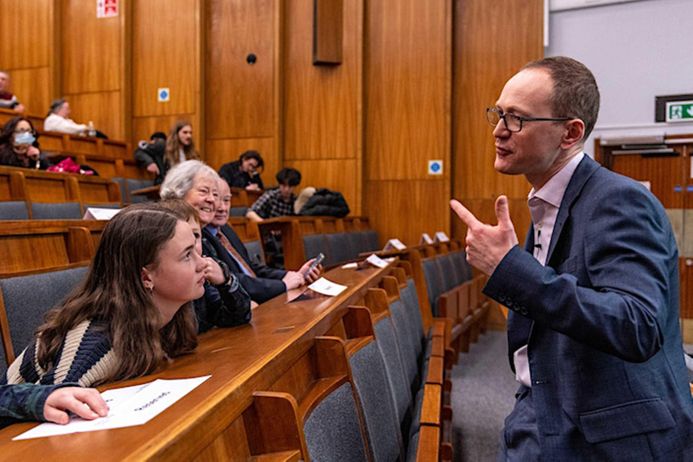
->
[133, 131, 167, 184]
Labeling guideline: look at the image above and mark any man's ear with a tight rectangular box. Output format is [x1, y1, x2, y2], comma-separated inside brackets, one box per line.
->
[561, 118, 586, 149]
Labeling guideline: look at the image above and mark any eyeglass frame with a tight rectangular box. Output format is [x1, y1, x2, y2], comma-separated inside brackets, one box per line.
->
[486, 107, 573, 133]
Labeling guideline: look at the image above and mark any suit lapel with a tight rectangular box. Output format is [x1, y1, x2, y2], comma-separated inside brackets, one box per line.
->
[545, 155, 600, 265]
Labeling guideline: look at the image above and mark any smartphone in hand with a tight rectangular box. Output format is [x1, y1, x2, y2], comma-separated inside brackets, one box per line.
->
[304, 253, 325, 276]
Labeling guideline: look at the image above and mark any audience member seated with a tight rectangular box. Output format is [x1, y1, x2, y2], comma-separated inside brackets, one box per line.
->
[160, 161, 320, 303]
[1, 203, 204, 388]
[0, 384, 107, 428]
[165, 121, 198, 169]
[44, 98, 97, 136]
[246, 167, 301, 223]
[158, 199, 252, 333]
[134, 131, 167, 184]
[218, 150, 264, 191]
[0, 117, 51, 169]
[0, 71, 24, 113]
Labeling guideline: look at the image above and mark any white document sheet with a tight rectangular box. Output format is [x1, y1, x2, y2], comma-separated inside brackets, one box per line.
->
[14, 375, 211, 440]
[383, 238, 406, 251]
[366, 254, 389, 268]
[434, 231, 450, 243]
[83, 207, 121, 220]
[308, 277, 348, 297]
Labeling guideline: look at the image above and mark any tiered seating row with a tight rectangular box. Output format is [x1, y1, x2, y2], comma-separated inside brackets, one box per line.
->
[0, 258, 453, 460]
[0, 166, 121, 218]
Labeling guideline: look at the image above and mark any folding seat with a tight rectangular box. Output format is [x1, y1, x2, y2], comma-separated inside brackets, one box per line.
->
[243, 239, 265, 265]
[348, 336, 404, 461]
[303, 234, 329, 264]
[0, 201, 29, 220]
[421, 258, 445, 317]
[362, 229, 380, 252]
[326, 232, 354, 265]
[31, 201, 82, 219]
[0, 266, 88, 365]
[125, 178, 154, 204]
[437, 254, 458, 293]
[229, 206, 248, 217]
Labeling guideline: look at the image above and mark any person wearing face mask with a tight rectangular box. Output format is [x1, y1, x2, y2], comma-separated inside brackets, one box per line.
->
[0, 117, 51, 170]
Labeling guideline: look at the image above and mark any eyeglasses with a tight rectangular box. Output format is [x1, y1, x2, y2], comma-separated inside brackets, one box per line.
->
[486, 107, 572, 133]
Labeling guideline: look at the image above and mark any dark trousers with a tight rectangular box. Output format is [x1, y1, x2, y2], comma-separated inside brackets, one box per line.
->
[497, 386, 541, 462]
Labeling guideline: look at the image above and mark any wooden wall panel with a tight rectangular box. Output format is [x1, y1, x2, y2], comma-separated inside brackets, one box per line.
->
[0, 0, 51, 69]
[206, 0, 274, 139]
[133, 0, 199, 117]
[9, 67, 52, 116]
[67, 92, 123, 141]
[452, 0, 544, 239]
[61, 0, 121, 94]
[206, 138, 278, 187]
[285, 159, 358, 215]
[365, 180, 448, 246]
[365, 0, 450, 181]
[283, 0, 362, 162]
[0, 0, 54, 115]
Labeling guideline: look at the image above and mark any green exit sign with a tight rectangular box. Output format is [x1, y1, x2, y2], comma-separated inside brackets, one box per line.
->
[666, 101, 693, 122]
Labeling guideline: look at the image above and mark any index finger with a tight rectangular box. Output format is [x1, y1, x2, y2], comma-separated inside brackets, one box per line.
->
[71, 388, 109, 418]
[450, 199, 482, 229]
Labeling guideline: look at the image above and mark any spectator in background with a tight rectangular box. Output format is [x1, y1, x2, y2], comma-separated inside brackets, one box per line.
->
[165, 121, 198, 169]
[219, 150, 265, 191]
[0, 117, 51, 169]
[246, 167, 301, 223]
[134, 131, 167, 184]
[44, 99, 92, 136]
[0, 71, 25, 113]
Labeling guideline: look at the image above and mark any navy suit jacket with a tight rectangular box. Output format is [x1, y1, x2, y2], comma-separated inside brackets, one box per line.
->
[202, 225, 286, 304]
[484, 156, 693, 460]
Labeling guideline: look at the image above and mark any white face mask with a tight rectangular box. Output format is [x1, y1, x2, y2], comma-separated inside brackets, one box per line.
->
[14, 131, 35, 145]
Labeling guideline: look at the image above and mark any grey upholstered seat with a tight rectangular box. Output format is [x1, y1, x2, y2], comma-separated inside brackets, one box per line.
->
[303, 234, 329, 264]
[399, 279, 426, 357]
[349, 340, 403, 461]
[453, 250, 472, 284]
[243, 240, 265, 265]
[374, 315, 413, 433]
[303, 381, 369, 462]
[438, 254, 459, 292]
[230, 206, 248, 217]
[406, 430, 420, 462]
[361, 230, 380, 252]
[0, 266, 88, 360]
[31, 201, 82, 219]
[422, 258, 445, 317]
[0, 201, 29, 220]
[326, 233, 354, 265]
[126, 178, 154, 204]
[389, 299, 420, 393]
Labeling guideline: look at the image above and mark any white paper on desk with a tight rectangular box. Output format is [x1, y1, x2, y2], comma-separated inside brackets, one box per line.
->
[308, 277, 347, 297]
[83, 207, 121, 220]
[383, 238, 406, 251]
[366, 254, 389, 268]
[14, 375, 211, 440]
[341, 262, 358, 269]
[420, 233, 434, 244]
[434, 231, 450, 243]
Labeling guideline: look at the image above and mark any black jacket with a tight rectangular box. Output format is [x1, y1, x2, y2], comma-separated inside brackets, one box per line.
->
[299, 188, 350, 217]
[219, 160, 264, 190]
[133, 141, 166, 184]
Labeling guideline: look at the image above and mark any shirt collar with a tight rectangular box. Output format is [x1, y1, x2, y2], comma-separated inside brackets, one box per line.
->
[528, 152, 585, 208]
[206, 225, 219, 236]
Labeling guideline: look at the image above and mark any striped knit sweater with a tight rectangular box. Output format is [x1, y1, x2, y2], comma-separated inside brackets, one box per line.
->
[2, 319, 118, 388]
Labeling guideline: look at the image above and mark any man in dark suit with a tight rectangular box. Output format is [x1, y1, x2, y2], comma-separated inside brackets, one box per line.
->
[451, 56, 692, 460]
[204, 179, 320, 304]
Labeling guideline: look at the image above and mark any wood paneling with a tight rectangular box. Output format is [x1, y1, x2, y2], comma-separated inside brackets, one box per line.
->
[66, 91, 123, 140]
[283, 0, 362, 162]
[61, 0, 121, 94]
[313, 0, 343, 65]
[452, 0, 543, 238]
[365, 180, 448, 246]
[206, 0, 275, 139]
[0, 0, 51, 69]
[133, 0, 199, 117]
[9, 67, 51, 116]
[365, 0, 450, 181]
[206, 138, 278, 187]
[285, 159, 358, 215]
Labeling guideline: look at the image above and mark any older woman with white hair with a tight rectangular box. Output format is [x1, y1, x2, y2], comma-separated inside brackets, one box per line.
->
[161, 160, 319, 304]
[160, 161, 251, 332]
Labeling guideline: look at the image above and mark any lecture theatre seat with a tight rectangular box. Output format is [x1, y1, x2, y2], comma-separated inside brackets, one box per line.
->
[0, 201, 29, 220]
[31, 201, 83, 219]
[0, 266, 88, 365]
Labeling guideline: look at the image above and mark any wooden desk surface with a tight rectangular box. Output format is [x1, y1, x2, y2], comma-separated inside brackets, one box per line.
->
[0, 264, 389, 461]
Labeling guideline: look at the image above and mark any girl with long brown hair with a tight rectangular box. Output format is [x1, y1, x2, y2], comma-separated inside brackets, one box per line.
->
[2, 202, 206, 387]
[164, 121, 198, 169]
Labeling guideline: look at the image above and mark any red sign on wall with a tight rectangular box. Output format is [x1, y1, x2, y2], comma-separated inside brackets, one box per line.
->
[97, 0, 118, 18]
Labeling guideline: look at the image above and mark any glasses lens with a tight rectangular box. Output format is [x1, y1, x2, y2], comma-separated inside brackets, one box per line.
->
[505, 114, 522, 132]
[486, 108, 500, 127]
